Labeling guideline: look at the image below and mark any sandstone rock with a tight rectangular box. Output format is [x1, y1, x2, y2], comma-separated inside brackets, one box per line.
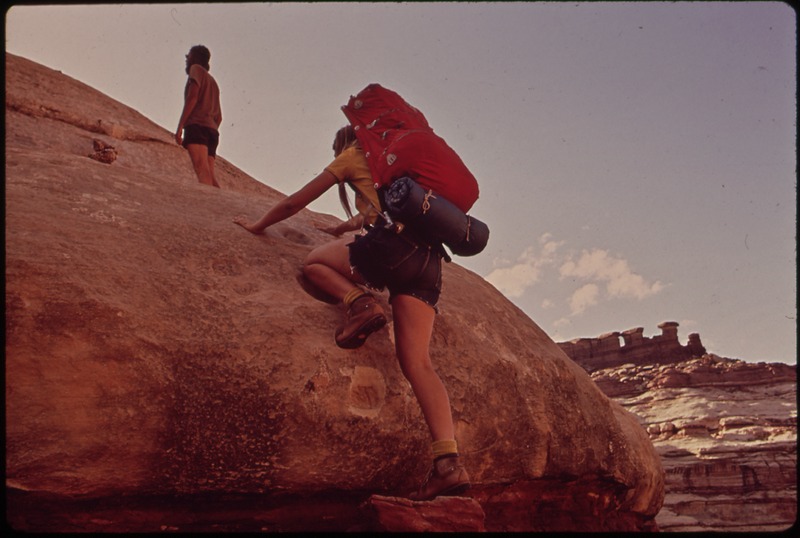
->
[362, 495, 486, 532]
[558, 321, 706, 372]
[572, 350, 796, 532]
[5, 52, 663, 532]
[88, 138, 118, 164]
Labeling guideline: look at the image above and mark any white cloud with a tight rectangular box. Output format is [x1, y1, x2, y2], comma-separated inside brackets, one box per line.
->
[553, 317, 571, 329]
[484, 256, 540, 298]
[485, 233, 564, 298]
[560, 248, 663, 301]
[569, 283, 600, 315]
[485, 239, 664, 319]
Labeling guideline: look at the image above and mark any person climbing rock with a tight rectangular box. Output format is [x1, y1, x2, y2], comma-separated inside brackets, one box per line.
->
[234, 84, 482, 501]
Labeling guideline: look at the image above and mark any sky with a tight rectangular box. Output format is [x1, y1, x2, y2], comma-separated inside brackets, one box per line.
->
[5, 2, 797, 365]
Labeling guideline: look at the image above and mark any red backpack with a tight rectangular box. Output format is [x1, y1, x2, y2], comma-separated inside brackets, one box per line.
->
[341, 84, 480, 213]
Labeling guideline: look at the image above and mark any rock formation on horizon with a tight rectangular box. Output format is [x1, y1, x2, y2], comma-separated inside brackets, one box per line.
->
[559, 324, 797, 532]
[5, 53, 664, 532]
[558, 320, 707, 372]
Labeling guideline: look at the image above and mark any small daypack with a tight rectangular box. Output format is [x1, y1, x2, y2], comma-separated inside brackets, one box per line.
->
[341, 84, 489, 256]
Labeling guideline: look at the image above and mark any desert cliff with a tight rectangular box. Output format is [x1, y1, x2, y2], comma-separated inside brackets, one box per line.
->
[5, 53, 664, 532]
[562, 326, 797, 532]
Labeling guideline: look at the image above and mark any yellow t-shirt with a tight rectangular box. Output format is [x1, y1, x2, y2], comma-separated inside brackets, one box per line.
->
[324, 145, 381, 225]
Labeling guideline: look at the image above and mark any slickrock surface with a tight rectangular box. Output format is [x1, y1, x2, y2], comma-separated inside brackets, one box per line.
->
[583, 352, 796, 532]
[5, 52, 663, 532]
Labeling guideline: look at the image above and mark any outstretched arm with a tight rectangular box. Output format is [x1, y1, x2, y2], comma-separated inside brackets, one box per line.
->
[234, 170, 339, 234]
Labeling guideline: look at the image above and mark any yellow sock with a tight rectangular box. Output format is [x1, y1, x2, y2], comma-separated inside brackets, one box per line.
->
[431, 439, 459, 459]
[343, 288, 367, 306]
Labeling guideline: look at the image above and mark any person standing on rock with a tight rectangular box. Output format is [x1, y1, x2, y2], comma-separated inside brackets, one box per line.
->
[175, 45, 222, 188]
[234, 118, 472, 501]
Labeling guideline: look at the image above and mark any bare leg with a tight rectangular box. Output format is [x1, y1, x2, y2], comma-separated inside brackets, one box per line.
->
[186, 144, 218, 187]
[208, 155, 220, 188]
[391, 294, 455, 441]
[303, 237, 365, 302]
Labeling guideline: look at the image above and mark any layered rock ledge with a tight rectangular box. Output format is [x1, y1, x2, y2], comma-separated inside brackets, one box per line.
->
[561, 329, 796, 533]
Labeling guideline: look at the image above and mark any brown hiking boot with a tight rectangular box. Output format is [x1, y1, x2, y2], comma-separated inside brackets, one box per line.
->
[334, 294, 387, 349]
[408, 456, 471, 501]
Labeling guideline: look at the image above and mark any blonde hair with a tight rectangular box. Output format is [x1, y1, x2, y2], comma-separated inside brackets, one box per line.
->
[333, 125, 358, 156]
[333, 126, 360, 219]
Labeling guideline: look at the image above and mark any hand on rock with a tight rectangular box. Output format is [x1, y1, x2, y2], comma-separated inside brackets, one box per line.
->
[233, 216, 263, 235]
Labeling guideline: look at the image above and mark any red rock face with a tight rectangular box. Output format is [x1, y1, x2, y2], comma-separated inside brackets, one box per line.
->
[4, 52, 663, 532]
[570, 349, 797, 532]
[365, 495, 487, 532]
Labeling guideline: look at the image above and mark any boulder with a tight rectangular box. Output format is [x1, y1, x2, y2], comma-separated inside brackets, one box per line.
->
[362, 495, 486, 532]
[4, 52, 663, 532]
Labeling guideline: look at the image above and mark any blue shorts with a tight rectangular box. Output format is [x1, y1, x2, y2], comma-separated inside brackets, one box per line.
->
[182, 124, 219, 157]
[348, 225, 443, 309]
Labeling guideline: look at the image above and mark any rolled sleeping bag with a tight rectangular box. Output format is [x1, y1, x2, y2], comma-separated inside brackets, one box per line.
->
[383, 176, 489, 256]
